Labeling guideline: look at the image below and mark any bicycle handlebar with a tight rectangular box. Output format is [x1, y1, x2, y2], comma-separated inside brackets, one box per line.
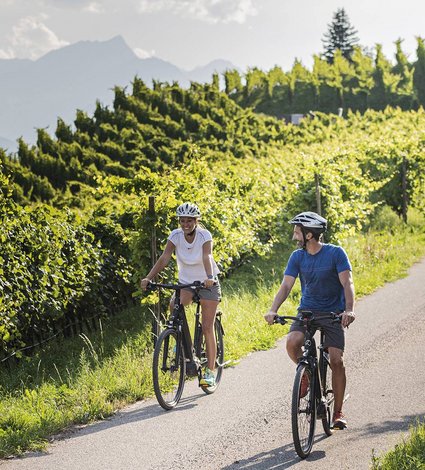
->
[274, 311, 342, 326]
[146, 280, 206, 291]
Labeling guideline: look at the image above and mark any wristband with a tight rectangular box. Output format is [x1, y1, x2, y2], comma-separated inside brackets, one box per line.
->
[207, 274, 214, 280]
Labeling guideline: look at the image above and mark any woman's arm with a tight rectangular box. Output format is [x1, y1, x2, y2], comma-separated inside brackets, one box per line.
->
[202, 240, 215, 287]
[140, 240, 175, 289]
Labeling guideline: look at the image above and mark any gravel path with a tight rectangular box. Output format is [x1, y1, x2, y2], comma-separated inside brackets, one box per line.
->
[3, 259, 425, 470]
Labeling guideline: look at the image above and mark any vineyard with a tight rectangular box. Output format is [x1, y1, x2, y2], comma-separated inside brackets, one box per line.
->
[1, 78, 425, 362]
[223, 38, 425, 116]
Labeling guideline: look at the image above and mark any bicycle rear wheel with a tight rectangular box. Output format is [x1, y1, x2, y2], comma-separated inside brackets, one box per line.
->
[319, 351, 334, 436]
[195, 315, 224, 394]
[292, 363, 316, 459]
[152, 328, 186, 410]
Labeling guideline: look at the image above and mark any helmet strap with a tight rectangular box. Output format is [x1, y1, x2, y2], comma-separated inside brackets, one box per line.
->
[300, 226, 309, 250]
[187, 227, 197, 236]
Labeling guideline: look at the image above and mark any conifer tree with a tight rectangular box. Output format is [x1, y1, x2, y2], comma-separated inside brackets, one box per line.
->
[322, 8, 359, 63]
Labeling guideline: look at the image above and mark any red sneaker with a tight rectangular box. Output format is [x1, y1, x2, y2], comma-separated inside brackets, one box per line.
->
[300, 373, 310, 398]
[332, 411, 347, 429]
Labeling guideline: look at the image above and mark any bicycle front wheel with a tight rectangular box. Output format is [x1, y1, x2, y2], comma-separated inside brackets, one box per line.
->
[152, 328, 186, 410]
[195, 316, 224, 394]
[292, 363, 316, 459]
[319, 351, 334, 436]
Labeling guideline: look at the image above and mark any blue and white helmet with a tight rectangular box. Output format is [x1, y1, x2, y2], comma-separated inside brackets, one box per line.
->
[289, 211, 327, 232]
[176, 202, 201, 218]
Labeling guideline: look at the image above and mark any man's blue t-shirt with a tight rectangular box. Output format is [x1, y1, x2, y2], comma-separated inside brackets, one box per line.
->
[284, 244, 352, 312]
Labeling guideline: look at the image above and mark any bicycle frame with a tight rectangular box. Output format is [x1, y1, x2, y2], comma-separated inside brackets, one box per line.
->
[168, 287, 196, 364]
[150, 280, 225, 409]
[296, 315, 328, 416]
[275, 310, 340, 457]
[150, 281, 224, 374]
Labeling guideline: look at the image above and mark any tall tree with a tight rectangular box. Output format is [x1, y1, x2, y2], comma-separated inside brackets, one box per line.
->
[393, 39, 414, 108]
[322, 8, 359, 63]
[413, 37, 425, 107]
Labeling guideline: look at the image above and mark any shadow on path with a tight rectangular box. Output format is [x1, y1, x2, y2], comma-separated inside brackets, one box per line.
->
[13, 391, 208, 462]
[221, 434, 329, 469]
[356, 413, 425, 438]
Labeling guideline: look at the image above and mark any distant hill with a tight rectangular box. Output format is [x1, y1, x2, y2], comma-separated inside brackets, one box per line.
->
[0, 36, 239, 150]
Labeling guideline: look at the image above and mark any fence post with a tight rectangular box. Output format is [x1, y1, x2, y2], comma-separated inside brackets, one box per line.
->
[401, 157, 408, 223]
[315, 173, 322, 216]
[149, 196, 161, 345]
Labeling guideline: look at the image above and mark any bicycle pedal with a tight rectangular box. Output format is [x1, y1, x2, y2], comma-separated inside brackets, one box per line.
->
[332, 422, 347, 430]
[185, 361, 199, 377]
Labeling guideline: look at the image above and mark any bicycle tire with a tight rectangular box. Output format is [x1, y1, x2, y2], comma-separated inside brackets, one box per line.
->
[152, 328, 186, 410]
[195, 316, 224, 394]
[292, 363, 316, 459]
[319, 351, 334, 436]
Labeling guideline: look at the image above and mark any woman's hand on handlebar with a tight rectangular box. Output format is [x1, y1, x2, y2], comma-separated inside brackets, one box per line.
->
[203, 278, 215, 289]
[264, 310, 277, 325]
[140, 278, 151, 291]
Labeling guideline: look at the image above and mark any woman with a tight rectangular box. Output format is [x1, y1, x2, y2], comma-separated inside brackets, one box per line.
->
[141, 202, 221, 386]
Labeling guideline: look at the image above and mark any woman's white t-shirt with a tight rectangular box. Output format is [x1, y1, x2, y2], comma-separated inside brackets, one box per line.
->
[168, 227, 220, 284]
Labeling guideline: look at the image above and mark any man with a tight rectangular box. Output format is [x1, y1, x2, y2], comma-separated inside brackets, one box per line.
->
[264, 211, 355, 429]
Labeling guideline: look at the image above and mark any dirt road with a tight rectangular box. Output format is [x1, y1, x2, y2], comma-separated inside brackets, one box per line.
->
[3, 259, 425, 470]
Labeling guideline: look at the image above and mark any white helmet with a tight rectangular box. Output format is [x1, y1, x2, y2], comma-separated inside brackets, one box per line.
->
[176, 202, 201, 218]
[289, 211, 327, 232]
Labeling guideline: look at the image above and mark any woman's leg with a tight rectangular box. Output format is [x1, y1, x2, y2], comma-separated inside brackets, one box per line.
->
[200, 299, 219, 370]
[169, 290, 193, 313]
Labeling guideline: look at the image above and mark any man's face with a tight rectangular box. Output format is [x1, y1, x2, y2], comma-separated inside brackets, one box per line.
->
[292, 225, 304, 248]
[292, 225, 313, 248]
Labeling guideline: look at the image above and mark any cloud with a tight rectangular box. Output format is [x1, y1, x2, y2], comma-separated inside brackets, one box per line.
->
[83, 2, 104, 13]
[137, 0, 257, 24]
[0, 16, 69, 60]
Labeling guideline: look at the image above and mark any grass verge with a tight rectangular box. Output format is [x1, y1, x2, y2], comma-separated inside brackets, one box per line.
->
[371, 421, 425, 469]
[1, 221, 425, 458]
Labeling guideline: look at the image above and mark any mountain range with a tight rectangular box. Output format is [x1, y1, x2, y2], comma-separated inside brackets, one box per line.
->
[0, 36, 238, 151]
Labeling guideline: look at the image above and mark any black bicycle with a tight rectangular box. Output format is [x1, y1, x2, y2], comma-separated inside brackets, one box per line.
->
[274, 310, 341, 459]
[148, 281, 225, 410]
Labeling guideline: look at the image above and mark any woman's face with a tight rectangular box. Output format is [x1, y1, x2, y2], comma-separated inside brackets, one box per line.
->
[179, 217, 197, 233]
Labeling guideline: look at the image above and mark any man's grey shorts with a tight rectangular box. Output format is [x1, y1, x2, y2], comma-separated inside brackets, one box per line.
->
[182, 281, 221, 302]
[289, 313, 345, 351]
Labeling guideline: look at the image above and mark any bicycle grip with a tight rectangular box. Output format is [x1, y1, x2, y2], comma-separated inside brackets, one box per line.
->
[145, 282, 157, 291]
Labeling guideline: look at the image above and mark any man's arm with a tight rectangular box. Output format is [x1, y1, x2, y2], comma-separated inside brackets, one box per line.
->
[338, 269, 355, 328]
[264, 275, 296, 324]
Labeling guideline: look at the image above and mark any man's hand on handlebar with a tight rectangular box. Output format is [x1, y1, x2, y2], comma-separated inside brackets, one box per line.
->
[340, 311, 355, 328]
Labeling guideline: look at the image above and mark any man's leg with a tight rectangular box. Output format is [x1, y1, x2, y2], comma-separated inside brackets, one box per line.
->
[286, 331, 305, 363]
[287, 330, 309, 396]
[329, 346, 347, 427]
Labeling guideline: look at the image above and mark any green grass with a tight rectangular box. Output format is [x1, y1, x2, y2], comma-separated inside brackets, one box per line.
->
[371, 421, 425, 469]
[1, 218, 425, 458]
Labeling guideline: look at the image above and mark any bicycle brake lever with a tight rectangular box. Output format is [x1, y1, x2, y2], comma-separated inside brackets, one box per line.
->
[274, 316, 287, 325]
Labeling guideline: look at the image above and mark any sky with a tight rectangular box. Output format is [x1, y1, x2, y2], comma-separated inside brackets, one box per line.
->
[0, 0, 425, 72]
